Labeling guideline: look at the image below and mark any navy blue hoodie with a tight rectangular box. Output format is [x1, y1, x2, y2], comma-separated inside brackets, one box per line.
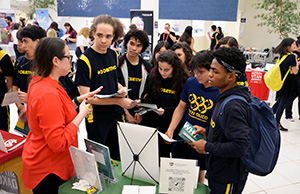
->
[205, 85, 250, 184]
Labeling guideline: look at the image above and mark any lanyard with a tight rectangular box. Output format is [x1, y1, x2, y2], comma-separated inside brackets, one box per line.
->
[163, 32, 170, 41]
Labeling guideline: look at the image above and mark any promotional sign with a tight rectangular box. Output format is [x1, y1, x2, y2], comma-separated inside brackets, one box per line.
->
[159, 158, 198, 194]
[130, 10, 153, 60]
[35, 9, 49, 30]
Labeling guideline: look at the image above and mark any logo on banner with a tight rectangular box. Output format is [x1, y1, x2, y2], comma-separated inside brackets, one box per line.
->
[250, 71, 263, 84]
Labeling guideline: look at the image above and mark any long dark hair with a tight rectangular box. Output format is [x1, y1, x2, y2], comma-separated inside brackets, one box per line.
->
[180, 26, 193, 46]
[64, 22, 74, 33]
[33, 37, 66, 79]
[150, 41, 171, 68]
[151, 50, 188, 99]
[218, 26, 224, 37]
[171, 42, 193, 70]
[273, 38, 295, 56]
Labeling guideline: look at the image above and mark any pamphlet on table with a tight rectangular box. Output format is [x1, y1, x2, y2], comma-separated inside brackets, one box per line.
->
[0, 131, 26, 153]
[159, 158, 198, 194]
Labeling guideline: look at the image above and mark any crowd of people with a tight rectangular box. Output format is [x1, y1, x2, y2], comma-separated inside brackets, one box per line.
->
[0, 13, 299, 194]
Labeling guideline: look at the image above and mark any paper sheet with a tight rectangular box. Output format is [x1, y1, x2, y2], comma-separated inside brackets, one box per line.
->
[158, 131, 182, 143]
[95, 89, 132, 98]
[133, 102, 157, 109]
[1, 91, 21, 106]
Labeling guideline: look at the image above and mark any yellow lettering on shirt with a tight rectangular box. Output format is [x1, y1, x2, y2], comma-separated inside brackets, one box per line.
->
[97, 65, 117, 75]
[160, 88, 175, 94]
[18, 70, 33, 75]
[188, 93, 214, 122]
[128, 77, 142, 82]
[210, 119, 215, 128]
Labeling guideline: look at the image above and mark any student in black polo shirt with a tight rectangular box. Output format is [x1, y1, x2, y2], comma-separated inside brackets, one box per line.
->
[75, 15, 136, 160]
[118, 30, 152, 123]
[208, 25, 218, 51]
[12, 25, 46, 124]
[140, 50, 189, 158]
[159, 23, 177, 46]
[0, 48, 13, 132]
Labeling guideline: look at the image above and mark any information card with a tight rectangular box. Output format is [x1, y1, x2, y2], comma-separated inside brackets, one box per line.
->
[159, 158, 198, 194]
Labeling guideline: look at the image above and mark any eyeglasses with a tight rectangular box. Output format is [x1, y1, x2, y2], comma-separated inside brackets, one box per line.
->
[62, 55, 73, 62]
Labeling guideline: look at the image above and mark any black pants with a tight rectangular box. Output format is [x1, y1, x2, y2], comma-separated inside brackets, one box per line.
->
[285, 96, 300, 118]
[0, 105, 9, 132]
[32, 173, 65, 194]
[273, 94, 289, 124]
[208, 178, 247, 194]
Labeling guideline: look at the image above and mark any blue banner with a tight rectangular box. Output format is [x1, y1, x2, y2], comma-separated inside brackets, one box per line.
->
[159, 0, 239, 21]
[35, 9, 49, 30]
[57, 0, 140, 18]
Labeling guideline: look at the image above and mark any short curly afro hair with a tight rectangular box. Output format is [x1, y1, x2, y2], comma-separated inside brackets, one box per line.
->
[124, 30, 149, 53]
[213, 47, 246, 74]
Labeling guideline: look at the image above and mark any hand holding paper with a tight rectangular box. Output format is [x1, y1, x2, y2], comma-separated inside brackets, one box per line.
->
[18, 89, 27, 103]
[79, 86, 103, 103]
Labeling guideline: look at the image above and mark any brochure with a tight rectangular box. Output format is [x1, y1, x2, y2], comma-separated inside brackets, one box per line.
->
[84, 139, 115, 180]
[0, 130, 26, 153]
[14, 119, 30, 136]
[95, 89, 132, 98]
[159, 158, 197, 194]
[133, 102, 157, 109]
[1, 91, 21, 106]
[178, 121, 206, 143]
[69, 146, 102, 192]
[122, 185, 156, 194]
[158, 131, 183, 143]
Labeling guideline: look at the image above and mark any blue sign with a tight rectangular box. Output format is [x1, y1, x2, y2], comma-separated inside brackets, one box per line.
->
[35, 9, 49, 30]
[57, 0, 140, 18]
[159, 0, 239, 21]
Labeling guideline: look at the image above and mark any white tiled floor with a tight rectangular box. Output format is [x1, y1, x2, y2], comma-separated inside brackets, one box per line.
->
[8, 97, 300, 193]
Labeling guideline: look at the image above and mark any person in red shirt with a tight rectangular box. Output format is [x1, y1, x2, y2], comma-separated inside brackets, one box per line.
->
[0, 16, 14, 43]
[22, 37, 101, 194]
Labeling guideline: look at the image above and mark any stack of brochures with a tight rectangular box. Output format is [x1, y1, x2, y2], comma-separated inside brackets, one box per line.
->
[178, 121, 206, 143]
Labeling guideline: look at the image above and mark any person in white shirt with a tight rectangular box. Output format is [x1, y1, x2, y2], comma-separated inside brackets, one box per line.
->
[75, 27, 90, 58]
[11, 23, 22, 59]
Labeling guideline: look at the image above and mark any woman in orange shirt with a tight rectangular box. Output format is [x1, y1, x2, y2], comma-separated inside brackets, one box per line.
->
[22, 37, 101, 194]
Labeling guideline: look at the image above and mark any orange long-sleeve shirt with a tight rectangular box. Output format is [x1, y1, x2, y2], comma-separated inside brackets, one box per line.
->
[22, 76, 78, 190]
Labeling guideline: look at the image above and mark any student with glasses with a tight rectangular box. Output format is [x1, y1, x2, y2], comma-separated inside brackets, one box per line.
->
[22, 37, 101, 194]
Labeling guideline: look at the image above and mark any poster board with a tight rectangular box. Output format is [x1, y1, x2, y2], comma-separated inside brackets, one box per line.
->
[117, 122, 159, 184]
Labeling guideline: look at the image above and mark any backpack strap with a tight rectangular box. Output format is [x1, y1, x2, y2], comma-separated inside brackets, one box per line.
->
[217, 95, 247, 133]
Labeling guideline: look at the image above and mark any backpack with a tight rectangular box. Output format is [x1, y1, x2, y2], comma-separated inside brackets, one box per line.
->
[264, 53, 292, 91]
[217, 95, 280, 176]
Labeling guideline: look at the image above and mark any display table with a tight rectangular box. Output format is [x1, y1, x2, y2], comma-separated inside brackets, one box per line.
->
[0, 131, 32, 194]
[59, 163, 210, 194]
[246, 69, 270, 101]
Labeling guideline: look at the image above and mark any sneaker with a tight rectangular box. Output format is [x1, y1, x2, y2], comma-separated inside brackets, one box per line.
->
[278, 124, 288, 131]
[286, 117, 295, 122]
